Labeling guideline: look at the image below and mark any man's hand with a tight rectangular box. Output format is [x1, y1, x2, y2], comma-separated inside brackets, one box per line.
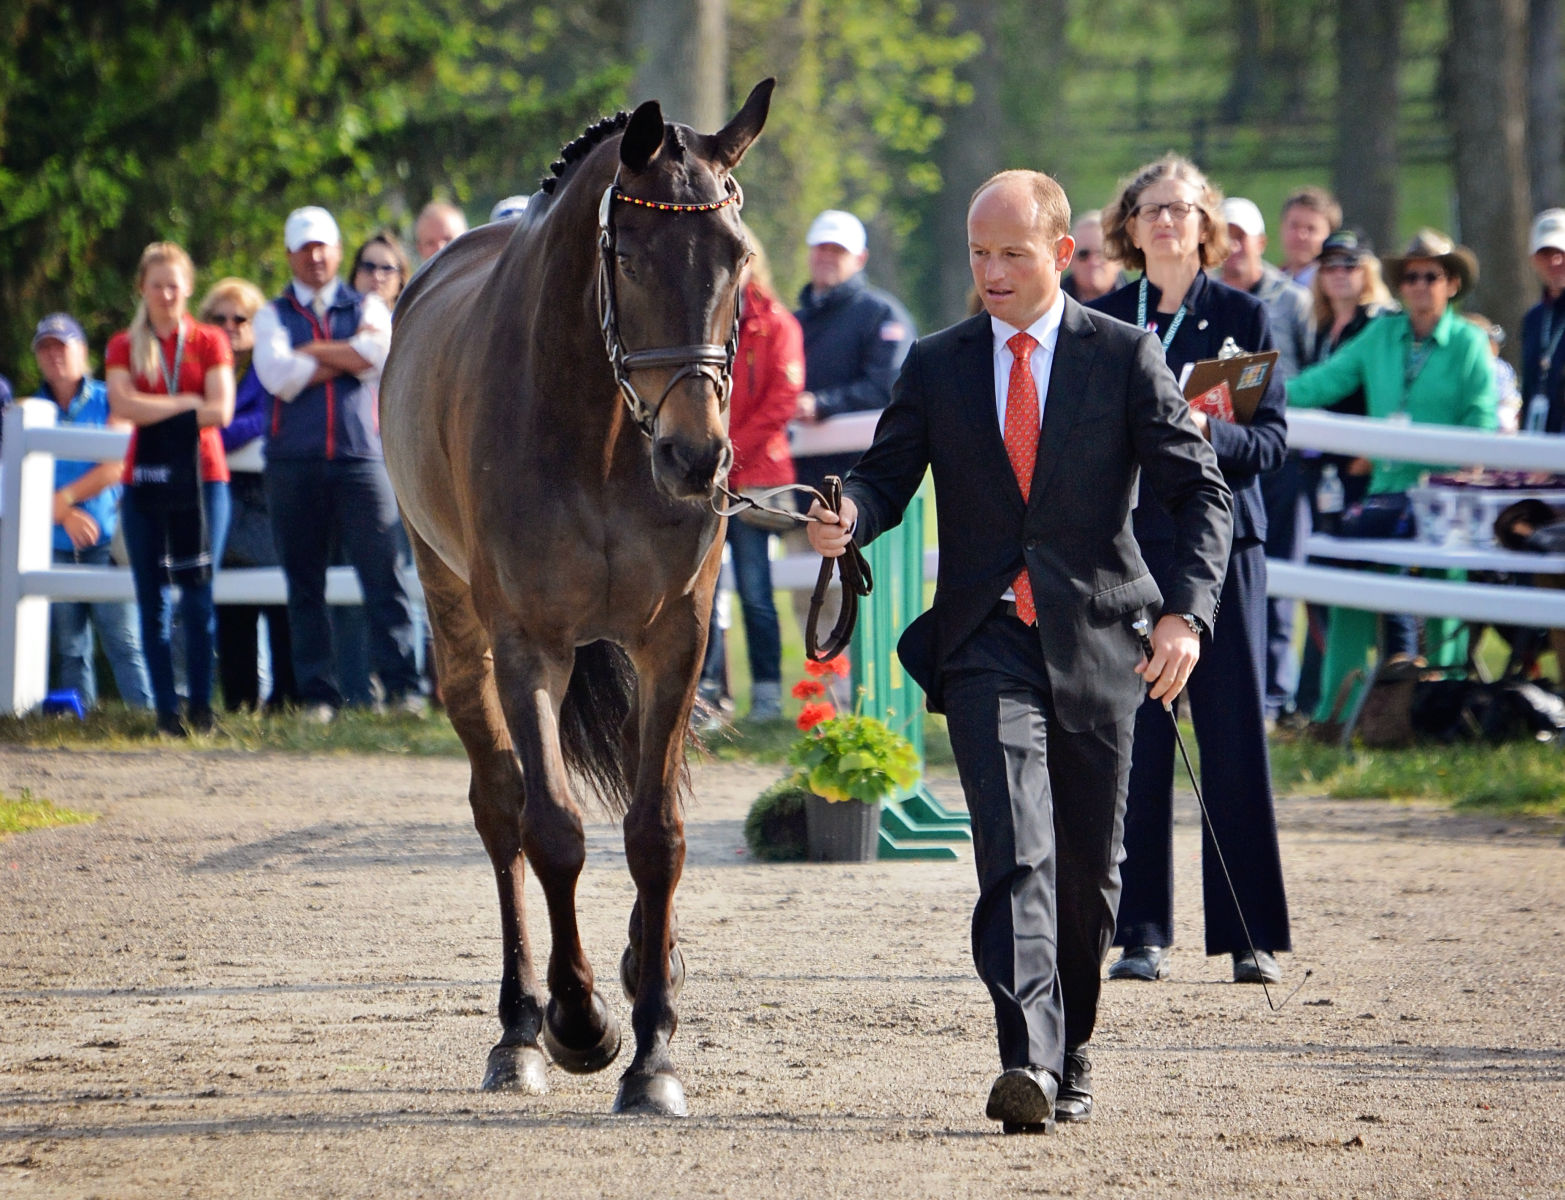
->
[1189, 409, 1211, 438]
[60, 507, 100, 550]
[1134, 613, 1201, 704]
[806, 495, 857, 557]
[794, 390, 818, 423]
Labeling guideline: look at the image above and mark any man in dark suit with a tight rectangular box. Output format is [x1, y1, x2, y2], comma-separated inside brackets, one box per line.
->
[808, 170, 1232, 1132]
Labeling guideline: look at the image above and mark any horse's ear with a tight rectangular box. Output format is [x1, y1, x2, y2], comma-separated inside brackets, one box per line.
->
[709, 78, 774, 171]
[620, 100, 666, 173]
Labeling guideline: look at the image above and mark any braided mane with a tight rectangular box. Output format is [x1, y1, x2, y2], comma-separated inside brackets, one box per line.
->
[538, 111, 633, 195]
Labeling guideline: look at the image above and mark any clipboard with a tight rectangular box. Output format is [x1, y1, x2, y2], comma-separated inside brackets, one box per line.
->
[1179, 348, 1278, 426]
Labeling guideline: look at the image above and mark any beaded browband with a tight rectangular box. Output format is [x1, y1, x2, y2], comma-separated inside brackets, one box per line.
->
[612, 190, 742, 214]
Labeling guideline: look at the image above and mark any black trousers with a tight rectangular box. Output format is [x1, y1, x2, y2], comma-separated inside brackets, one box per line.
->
[942, 610, 1133, 1076]
[1114, 539, 1292, 955]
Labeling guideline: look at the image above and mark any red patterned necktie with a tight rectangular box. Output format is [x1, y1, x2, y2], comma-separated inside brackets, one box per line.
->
[1003, 331, 1040, 625]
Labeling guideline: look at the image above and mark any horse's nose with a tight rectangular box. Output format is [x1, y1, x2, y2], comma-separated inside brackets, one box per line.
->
[653, 434, 727, 498]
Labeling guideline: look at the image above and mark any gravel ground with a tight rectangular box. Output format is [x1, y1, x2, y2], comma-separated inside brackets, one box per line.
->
[1, 744, 1562, 1199]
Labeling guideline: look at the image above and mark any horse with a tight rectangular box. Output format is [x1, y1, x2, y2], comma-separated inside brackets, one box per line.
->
[378, 80, 773, 1117]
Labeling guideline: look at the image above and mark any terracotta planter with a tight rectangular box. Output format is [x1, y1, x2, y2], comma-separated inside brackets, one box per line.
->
[804, 793, 880, 862]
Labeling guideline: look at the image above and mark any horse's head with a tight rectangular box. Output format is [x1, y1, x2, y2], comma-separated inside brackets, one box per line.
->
[601, 79, 773, 502]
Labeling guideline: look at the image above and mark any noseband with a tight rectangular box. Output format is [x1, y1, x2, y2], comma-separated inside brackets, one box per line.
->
[597, 176, 746, 438]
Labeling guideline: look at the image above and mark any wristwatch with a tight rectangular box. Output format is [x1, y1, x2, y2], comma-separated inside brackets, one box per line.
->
[1175, 612, 1206, 638]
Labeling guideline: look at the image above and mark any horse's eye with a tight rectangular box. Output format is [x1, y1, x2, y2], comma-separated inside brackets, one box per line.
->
[616, 252, 637, 280]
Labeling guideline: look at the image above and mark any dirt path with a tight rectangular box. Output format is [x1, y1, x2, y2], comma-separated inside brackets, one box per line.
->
[1, 745, 1562, 1199]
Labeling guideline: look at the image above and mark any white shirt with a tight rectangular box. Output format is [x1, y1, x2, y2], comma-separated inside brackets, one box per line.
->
[252, 279, 392, 402]
[990, 291, 1065, 430]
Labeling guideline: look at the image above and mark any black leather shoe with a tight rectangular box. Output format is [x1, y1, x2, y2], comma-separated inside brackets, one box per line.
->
[1054, 1047, 1093, 1123]
[985, 1066, 1057, 1134]
[1107, 944, 1168, 981]
[1232, 949, 1282, 984]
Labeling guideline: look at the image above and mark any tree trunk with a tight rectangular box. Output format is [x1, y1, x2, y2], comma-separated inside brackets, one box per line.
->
[1332, 0, 1401, 254]
[1529, 0, 1563, 209]
[629, 0, 727, 130]
[1449, 0, 1531, 364]
[1221, 0, 1265, 123]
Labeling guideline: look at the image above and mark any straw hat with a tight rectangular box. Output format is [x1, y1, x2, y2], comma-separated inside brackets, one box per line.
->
[1382, 228, 1478, 299]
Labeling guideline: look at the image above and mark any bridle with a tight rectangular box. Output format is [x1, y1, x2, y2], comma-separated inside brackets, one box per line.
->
[596, 173, 746, 438]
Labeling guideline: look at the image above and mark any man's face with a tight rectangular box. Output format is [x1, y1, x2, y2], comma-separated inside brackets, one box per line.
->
[1533, 247, 1565, 297]
[416, 211, 466, 260]
[288, 240, 341, 291]
[807, 242, 867, 292]
[34, 337, 86, 396]
[1397, 257, 1456, 324]
[1280, 205, 1332, 271]
[968, 182, 1072, 329]
[1223, 225, 1267, 287]
[1068, 219, 1119, 301]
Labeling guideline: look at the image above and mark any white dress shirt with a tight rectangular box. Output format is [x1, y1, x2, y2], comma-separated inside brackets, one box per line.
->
[990, 291, 1065, 429]
[252, 279, 392, 402]
[990, 292, 1065, 602]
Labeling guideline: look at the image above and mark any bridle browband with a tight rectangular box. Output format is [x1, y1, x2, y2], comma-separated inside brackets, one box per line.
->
[596, 174, 747, 438]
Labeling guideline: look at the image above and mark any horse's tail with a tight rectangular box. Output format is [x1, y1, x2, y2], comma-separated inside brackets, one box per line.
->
[560, 640, 672, 817]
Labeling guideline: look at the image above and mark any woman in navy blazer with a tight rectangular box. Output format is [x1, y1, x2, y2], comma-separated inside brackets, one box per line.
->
[1090, 155, 1292, 986]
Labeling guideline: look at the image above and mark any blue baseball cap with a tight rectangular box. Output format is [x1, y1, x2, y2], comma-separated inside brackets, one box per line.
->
[33, 312, 86, 349]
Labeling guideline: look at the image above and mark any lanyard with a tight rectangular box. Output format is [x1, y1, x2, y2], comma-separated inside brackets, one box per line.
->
[1137, 277, 1186, 352]
[155, 319, 188, 397]
[1539, 304, 1565, 375]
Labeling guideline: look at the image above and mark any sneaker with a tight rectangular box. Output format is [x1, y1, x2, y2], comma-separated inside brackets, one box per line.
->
[389, 693, 428, 718]
[748, 680, 783, 722]
[303, 702, 337, 725]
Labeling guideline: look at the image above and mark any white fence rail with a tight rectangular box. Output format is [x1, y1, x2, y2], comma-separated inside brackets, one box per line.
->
[5, 402, 1565, 714]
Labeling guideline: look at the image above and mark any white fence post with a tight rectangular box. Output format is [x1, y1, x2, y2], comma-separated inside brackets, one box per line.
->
[0, 400, 60, 715]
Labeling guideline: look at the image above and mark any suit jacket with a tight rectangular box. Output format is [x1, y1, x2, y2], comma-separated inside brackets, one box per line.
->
[845, 298, 1233, 732]
[1090, 272, 1288, 550]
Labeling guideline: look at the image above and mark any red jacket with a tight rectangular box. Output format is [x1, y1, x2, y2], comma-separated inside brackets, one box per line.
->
[728, 283, 802, 489]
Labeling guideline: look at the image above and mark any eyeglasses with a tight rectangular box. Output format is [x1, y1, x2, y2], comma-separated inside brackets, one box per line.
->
[357, 262, 401, 277]
[1133, 201, 1196, 223]
[209, 313, 249, 327]
[1399, 270, 1446, 286]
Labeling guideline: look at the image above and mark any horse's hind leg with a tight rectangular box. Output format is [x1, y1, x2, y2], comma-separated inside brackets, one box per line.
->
[489, 630, 622, 1076]
[410, 534, 548, 1093]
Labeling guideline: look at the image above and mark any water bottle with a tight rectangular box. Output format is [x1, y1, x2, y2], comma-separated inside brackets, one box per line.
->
[1316, 464, 1345, 535]
[1524, 393, 1550, 434]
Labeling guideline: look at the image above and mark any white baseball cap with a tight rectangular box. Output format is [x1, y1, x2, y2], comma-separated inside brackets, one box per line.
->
[806, 210, 867, 256]
[1222, 197, 1266, 238]
[490, 194, 530, 222]
[284, 206, 341, 252]
[1530, 208, 1565, 255]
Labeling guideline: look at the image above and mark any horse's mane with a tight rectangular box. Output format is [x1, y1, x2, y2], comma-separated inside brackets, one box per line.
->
[538, 110, 696, 196]
[538, 111, 632, 195]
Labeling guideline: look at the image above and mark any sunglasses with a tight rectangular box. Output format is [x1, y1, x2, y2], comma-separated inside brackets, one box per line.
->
[1399, 270, 1446, 286]
[357, 261, 401, 276]
[210, 313, 249, 327]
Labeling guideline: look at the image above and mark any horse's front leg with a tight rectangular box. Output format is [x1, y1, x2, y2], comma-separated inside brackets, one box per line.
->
[491, 631, 622, 1077]
[614, 597, 707, 1117]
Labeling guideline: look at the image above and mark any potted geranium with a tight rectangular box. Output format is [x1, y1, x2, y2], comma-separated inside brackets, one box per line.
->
[787, 655, 920, 862]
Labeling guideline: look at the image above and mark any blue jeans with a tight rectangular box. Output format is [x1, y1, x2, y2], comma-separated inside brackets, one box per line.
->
[49, 543, 153, 709]
[121, 481, 230, 718]
[701, 519, 783, 690]
[265, 458, 418, 707]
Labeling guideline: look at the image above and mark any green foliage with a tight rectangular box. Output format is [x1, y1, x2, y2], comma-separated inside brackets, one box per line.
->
[787, 711, 920, 804]
[0, 787, 95, 837]
[742, 773, 810, 861]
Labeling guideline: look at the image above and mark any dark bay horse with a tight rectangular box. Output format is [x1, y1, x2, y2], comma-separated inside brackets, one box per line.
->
[379, 80, 773, 1116]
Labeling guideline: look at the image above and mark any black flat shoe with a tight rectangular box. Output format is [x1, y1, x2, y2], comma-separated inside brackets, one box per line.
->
[1054, 1046, 1093, 1123]
[1107, 944, 1168, 981]
[986, 1066, 1057, 1134]
[1232, 949, 1282, 984]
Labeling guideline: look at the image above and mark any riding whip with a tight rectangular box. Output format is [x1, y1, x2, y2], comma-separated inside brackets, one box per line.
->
[1132, 617, 1309, 1011]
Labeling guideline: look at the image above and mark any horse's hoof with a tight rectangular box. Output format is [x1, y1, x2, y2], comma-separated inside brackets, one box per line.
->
[619, 944, 686, 1002]
[613, 1069, 688, 1117]
[542, 992, 621, 1074]
[481, 1043, 549, 1094]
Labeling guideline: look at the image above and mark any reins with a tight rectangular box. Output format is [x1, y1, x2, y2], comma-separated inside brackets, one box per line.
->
[595, 176, 872, 661]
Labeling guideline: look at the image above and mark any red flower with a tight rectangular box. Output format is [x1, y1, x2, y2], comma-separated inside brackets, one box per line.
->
[804, 654, 850, 680]
[792, 679, 826, 699]
[796, 701, 836, 731]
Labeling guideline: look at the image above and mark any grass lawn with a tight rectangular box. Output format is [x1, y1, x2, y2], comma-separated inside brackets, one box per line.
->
[0, 788, 96, 839]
